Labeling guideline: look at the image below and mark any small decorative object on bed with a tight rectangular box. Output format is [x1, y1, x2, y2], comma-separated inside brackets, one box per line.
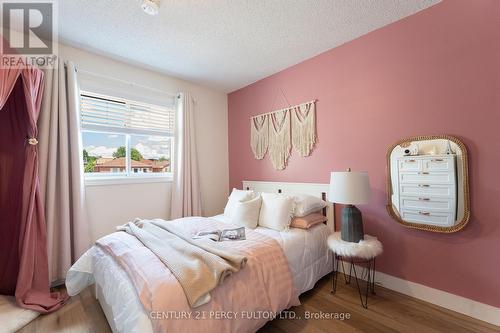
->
[249, 100, 316, 170]
[328, 169, 371, 243]
[387, 135, 470, 233]
[193, 227, 246, 241]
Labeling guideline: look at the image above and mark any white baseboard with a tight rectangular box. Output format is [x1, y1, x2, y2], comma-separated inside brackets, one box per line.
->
[340, 263, 500, 327]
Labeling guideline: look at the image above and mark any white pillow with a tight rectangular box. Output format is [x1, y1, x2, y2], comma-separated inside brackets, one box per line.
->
[293, 194, 327, 217]
[258, 193, 295, 231]
[230, 195, 262, 229]
[224, 188, 254, 217]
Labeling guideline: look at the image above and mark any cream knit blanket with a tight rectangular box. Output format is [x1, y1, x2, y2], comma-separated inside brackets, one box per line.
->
[117, 219, 247, 307]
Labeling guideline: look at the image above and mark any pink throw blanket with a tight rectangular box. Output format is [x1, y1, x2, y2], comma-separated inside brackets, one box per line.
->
[96, 217, 300, 333]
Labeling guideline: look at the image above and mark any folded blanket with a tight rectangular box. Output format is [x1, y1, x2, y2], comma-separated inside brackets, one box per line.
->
[117, 219, 247, 307]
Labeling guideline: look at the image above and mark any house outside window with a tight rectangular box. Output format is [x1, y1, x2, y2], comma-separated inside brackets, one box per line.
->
[81, 91, 175, 183]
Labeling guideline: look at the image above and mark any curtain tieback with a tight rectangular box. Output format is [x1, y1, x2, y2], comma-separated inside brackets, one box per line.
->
[28, 138, 39, 146]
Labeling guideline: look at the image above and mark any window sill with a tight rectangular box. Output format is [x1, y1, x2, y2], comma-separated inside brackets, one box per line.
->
[84, 175, 173, 187]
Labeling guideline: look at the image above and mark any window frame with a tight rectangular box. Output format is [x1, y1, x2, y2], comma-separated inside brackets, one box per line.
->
[80, 92, 175, 186]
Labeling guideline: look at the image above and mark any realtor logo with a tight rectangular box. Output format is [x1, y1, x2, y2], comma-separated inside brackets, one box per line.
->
[1, 0, 57, 68]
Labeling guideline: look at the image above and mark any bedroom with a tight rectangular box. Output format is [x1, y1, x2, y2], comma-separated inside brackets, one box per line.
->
[0, 0, 499, 332]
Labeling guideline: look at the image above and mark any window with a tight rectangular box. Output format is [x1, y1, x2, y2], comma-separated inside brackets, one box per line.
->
[81, 91, 174, 182]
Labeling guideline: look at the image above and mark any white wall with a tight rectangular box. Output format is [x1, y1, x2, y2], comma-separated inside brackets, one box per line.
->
[85, 182, 172, 240]
[59, 44, 229, 241]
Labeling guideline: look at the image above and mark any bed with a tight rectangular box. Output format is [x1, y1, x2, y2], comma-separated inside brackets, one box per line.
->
[67, 181, 334, 333]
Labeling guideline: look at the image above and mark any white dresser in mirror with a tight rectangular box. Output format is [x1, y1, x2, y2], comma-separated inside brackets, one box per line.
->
[397, 155, 457, 227]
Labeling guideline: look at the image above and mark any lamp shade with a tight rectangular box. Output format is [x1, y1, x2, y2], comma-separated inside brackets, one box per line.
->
[328, 171, 371, 205]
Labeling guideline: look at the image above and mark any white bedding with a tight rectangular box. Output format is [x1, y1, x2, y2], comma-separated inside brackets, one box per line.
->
[67, 215, 332, 333]
[212, 215, 332, 295]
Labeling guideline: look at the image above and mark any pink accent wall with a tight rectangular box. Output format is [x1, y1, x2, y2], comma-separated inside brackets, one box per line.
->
[228, 0, 500, 307]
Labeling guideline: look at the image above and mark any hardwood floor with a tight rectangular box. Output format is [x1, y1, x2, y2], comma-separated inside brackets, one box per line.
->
[261, 276, 500, 333]
[16, 287, 110, 333]
[17, 275, 500, 333]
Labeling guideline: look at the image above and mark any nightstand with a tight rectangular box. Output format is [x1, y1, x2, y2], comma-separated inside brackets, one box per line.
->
[327, 232, 383, 308]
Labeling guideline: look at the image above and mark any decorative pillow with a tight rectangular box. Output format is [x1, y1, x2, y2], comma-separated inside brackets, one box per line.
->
[293, 194, 327, 217]
[258, 193, 295, 231]
[230, 195, 262, 229]
[290, 213, 327, 229]
[224, 188, 254, 217]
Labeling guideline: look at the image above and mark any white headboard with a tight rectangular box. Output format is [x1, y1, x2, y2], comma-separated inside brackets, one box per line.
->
[242, 180, 335, 231]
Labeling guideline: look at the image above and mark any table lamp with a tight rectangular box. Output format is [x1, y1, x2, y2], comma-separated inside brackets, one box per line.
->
[328, 169, 371, 243]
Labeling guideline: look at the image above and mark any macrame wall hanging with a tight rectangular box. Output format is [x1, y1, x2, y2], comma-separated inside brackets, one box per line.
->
[269, 109, 291, 170]
[291, 101, 316, 157]
[250, 99, 317, 170]
[250, 115, 269, 159]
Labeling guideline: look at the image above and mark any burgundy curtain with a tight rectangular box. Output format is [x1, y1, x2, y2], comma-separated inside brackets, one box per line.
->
[0, 67, 67, 313]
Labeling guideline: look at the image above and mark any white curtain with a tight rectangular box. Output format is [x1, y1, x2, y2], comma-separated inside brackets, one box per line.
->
[38, 59, 91, 283]
[170, 92, 202, 219]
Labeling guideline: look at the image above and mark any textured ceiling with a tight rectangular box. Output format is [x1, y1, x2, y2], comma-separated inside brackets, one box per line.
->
[57, 0, 441, 92]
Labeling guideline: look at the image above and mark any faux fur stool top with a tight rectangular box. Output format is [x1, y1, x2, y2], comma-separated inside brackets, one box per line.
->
[328, 232, 383, 259]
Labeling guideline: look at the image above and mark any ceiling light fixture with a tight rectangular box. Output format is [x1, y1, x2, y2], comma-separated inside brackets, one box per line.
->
[140, 0, 160, 15]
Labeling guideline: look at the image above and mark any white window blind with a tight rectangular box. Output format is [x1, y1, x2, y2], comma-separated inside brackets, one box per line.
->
[80, 91, 175, 136]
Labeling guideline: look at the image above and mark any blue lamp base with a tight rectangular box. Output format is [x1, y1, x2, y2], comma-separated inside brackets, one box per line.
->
[341, 204, 364, 243]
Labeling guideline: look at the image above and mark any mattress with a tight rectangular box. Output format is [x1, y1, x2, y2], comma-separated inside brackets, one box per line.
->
[77, 216, 332, 333]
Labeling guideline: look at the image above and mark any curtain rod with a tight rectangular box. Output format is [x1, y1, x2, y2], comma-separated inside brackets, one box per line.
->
[71, 65, 179, 99]
[251, 100, 317, 119]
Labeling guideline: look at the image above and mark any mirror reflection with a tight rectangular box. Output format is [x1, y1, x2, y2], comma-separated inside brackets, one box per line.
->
[387, 136, 469, 232]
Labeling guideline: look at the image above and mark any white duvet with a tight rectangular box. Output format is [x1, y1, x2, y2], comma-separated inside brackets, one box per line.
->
[66, 215, 332, 333]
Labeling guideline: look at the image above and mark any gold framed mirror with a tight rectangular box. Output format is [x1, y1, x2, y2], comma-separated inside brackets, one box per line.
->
[386, 135, 470, 233]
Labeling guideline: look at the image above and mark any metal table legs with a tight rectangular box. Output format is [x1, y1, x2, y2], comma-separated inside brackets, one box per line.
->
[331, 254, 376, 309]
